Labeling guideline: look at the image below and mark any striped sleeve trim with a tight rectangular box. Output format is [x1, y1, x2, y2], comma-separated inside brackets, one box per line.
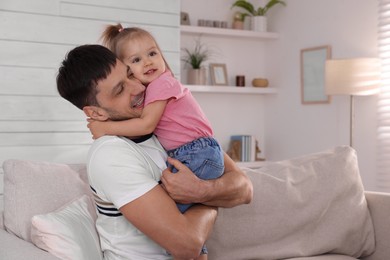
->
[90, 186, 122, 217]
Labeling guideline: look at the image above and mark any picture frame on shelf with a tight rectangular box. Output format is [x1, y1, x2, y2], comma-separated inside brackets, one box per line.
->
[210, 63, 228, 86]
[300, 45, 332, 104]
[180, 12, 190, 25]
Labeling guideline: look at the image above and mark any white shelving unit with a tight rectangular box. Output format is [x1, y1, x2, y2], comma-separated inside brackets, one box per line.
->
[180, 25, 279, 40]
[181, 25, 279, 94]
[180, 26, 279, 165]
[186, 85, 276, 94]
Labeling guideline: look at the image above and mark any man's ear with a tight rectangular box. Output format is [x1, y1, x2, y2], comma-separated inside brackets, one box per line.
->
[83, 106, 109, 121]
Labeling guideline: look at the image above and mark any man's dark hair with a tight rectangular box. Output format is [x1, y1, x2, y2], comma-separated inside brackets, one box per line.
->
[56, 44, 117, 110]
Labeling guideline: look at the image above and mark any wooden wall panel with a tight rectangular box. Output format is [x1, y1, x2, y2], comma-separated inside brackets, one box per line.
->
[2, 121, 87, 132]
[0, 133, 91, 146]
[0, 66, 57, 96]
[62, 0, 179, 14]
[0, 11, 102, 45]
[0, 41, 70, 68]
[0, 0, 180, 201]
[0, 0, 59, 14]
[0, 145, 91, 164]
[60, 3, 178, 27]
[0, 96, 84, 121]
[0, 10, 179, 52]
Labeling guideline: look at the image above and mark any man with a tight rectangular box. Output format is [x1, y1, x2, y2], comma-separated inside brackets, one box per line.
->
[57, 44, 253, 260]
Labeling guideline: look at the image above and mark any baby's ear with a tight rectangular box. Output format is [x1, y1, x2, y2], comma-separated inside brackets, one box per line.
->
[83, 106, 109, 121]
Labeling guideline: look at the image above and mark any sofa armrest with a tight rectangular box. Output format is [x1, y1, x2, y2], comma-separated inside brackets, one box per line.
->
[0, 228, 59, 260]
[362, 191, 390, 260]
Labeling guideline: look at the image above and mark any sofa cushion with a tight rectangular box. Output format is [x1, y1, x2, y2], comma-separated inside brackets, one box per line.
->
[285, 255, 357, 260]
[207, 146, 375, 260]
[3, 159, 89, 242]
[31, 195, 102, 260]
[0, 228, 59, 260]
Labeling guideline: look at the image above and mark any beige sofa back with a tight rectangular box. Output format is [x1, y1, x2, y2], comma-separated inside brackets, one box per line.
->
[207, 146, 375, 259]
[0, 146, 378, 260]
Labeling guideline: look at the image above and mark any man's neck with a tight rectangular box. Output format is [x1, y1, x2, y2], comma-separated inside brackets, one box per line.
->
[131, 133, 154, 143]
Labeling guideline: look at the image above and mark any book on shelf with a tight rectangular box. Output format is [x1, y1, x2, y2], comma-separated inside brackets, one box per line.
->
[228, 135, 257, 162]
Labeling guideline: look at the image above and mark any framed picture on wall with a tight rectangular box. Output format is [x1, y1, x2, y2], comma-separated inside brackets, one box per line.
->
[300, 45, 332, 104]
[210, 63, 228, 86]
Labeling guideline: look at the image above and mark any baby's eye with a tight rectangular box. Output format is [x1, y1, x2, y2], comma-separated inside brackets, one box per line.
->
[132, 57, 140, 63]
[149, 51, 158, 57]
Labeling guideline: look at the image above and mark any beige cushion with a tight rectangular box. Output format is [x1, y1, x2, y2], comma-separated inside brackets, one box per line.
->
[31, 195, 102, 260]
[285, 256, 357, 260]
[3, 159, 89, 242]
[0, 228, 59, 260]
[207, 146, 375, 260]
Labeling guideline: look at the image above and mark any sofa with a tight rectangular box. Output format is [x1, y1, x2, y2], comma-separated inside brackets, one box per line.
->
[1, 146, 390, 260]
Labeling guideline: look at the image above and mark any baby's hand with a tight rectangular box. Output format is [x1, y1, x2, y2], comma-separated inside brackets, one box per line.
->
[87, 118, 108, 139]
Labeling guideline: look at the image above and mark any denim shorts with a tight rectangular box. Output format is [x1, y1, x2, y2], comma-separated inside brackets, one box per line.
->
[166, 136, 224, 212]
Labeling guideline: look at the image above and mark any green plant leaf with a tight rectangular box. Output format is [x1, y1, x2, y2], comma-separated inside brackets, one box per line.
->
[232, 0, 286, 16]
[257, 7, 266, 16]
[263, 0, 286, 15]
[231, 0, 255, 16]
[181, 38, 210, 69]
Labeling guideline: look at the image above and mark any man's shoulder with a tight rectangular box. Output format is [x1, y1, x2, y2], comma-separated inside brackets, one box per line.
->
[88, 136, 139, 161]
[88, 135, 163, 160]
[92, 135, 133, 146]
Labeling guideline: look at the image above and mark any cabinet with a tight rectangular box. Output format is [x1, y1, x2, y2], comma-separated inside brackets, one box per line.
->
[180, 25, 278, 167]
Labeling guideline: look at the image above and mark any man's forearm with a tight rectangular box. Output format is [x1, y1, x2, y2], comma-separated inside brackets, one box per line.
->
[200, 153, 253, 208]
[174, 205, 218, 258]
[161, 153, 253, 208]
[121, 185, 218, 260]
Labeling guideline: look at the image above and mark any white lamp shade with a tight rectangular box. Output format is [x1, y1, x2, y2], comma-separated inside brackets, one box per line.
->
[325, 58, 381, 96]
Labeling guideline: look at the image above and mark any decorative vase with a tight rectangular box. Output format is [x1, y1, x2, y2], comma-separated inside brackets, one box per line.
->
[252, 78, 269, 88]
[232, 20, 244, 30]
[187, 68, 207, 85]
[251, 16, 267, 32]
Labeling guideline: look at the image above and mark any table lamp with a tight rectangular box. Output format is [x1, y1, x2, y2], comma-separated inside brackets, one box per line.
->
[325, 58, 381, 147]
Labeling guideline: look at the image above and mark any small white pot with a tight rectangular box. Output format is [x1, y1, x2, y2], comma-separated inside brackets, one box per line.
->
[251, 16, 267, 32]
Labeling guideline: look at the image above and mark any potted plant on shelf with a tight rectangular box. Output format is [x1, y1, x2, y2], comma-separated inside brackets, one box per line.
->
[182, 38, 210, 85]
[231, 0, 286, 32]
[232, 11, 246, 30]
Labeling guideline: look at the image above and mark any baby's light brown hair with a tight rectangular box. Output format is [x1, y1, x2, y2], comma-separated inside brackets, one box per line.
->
[100, 23, 171, 72]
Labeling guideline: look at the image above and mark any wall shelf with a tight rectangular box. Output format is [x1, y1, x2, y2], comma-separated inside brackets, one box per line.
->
[180, 25, 279, 40]
[186, 85, 277, 94]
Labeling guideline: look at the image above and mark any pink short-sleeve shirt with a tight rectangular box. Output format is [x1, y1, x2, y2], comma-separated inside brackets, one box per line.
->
[144, 71, 213, 150]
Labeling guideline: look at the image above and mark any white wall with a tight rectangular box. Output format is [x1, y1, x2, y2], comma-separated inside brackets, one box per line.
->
[181, 0, 379, 191]
[264, 0, 378, 191]
[0, 0, 180, 210]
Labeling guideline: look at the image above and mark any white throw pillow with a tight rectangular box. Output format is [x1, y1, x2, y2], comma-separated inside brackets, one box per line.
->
[31, 195, 103, 260]
[3, 159, 90, 242]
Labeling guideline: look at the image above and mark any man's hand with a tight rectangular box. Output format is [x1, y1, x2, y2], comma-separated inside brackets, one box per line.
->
[160, 157, 208, 204]
[161, 153, 253, 208]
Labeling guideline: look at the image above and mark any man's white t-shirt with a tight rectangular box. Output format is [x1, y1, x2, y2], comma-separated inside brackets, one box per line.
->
[87, 135, 172, 260]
